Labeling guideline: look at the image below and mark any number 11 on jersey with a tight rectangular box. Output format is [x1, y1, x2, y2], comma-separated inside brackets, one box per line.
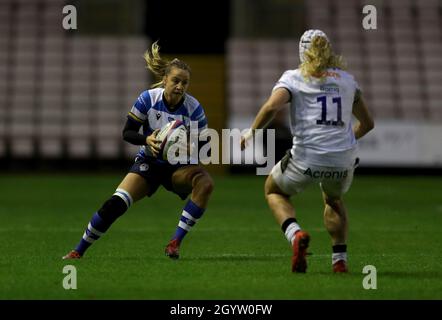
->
[316, 95, 344, 126]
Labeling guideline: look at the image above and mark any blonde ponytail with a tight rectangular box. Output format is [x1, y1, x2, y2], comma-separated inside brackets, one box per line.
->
[300, 36, 346, 79]
[143, 41, 170, 88]
[143, 41, 192, 88]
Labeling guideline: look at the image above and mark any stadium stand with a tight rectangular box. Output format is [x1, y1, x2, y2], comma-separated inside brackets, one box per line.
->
[0, 0, 149, 160]
[227, 0, 442, 127]
[1, 0, 441, 164]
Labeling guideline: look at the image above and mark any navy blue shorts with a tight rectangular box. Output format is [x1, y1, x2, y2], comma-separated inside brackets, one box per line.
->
[129, 157, 190, 200]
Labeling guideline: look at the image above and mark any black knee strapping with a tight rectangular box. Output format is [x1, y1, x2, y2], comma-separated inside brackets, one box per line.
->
[97, 195, 128, 223]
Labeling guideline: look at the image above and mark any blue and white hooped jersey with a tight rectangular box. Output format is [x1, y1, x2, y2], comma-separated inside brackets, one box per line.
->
[273, 68, 359, 167]
[128, 87, 208, 162]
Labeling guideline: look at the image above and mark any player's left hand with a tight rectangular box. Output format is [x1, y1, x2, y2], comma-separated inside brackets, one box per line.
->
[146, 129, 161, 157]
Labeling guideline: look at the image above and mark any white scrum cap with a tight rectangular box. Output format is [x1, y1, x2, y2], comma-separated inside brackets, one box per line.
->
[299, 29, 330, 63]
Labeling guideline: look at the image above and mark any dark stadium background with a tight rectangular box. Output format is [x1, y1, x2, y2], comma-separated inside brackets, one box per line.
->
[1, 0, 440, 174]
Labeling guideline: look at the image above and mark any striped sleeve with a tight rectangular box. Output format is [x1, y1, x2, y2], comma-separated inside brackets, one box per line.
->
[190, 104, 208, 129]
[128, 91, 151, 123]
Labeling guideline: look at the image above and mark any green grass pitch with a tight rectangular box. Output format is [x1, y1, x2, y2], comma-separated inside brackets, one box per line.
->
[1, 173, 441, 299]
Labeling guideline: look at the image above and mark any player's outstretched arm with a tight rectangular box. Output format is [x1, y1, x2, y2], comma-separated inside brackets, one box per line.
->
[352, 93, 374, 140]
[241, 88, 291, 150]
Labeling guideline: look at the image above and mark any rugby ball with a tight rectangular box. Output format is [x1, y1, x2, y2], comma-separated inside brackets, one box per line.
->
[156, 120, 188, 162]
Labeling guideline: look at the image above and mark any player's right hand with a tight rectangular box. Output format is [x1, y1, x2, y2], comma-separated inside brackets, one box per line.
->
[240, 128, 254, 151]
[240, 136, 247, 151]
[146, 129, 161, 157]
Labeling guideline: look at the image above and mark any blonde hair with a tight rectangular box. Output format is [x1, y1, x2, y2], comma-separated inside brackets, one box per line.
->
[143, 41, 191, 88]
[300, 36, 346, 80]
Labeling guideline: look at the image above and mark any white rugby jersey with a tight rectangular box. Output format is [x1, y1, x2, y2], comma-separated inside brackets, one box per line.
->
[128, 87, 208, 163]
[273, 68, 359, 167]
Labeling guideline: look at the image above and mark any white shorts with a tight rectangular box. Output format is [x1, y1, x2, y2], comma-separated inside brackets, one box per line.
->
[271, 153, 357, 198]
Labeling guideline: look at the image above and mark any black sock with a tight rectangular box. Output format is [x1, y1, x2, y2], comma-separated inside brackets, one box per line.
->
[332, 244, 347, 253]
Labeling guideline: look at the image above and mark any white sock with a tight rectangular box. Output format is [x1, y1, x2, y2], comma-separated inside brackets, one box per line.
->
[284, 222, 301, 245]
[332, 252, 347, 264]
